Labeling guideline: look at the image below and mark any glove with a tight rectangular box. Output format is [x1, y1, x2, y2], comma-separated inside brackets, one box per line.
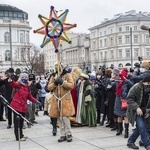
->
[44, 111, 48, 116]
[54, 77, 64, 85]
[60, 68, 68, 76]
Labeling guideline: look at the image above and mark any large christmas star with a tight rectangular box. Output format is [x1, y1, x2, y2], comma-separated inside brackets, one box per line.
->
[33, 6, 77, 53]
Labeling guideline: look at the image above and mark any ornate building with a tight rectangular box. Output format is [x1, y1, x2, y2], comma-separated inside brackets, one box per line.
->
[0, 4, 32, 71]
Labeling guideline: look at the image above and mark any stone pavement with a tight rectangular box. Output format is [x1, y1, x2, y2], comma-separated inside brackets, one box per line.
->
[0, 112, 145, 150]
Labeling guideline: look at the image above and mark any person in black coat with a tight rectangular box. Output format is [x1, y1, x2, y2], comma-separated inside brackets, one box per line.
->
[0, 68, 18, 128]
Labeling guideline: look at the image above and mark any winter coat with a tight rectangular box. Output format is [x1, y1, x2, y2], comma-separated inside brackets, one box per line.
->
[126, 81, 150, 126]
[39, 81, 47, 97]
[10, 81, 36, 113]
[47, 73, 75, 117]
[114, 79, 133, 116]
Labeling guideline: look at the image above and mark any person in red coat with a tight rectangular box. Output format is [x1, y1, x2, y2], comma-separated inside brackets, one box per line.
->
[8, 72, 37, 141]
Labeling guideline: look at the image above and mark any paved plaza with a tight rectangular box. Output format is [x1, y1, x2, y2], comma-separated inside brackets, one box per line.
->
[0, 112, 145, 150]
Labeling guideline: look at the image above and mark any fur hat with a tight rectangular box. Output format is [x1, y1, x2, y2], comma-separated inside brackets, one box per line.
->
[140, 61, 150, 70]
[20, 73, 28, 79]
[112, 68, 120, 75]
[143, 75, 150, 82]
[80, 73, 89, 79]
[71, 67, 82, 82]
[105, 68, 112, 75]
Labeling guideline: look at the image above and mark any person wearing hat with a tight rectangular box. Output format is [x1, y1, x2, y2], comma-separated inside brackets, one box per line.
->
[75, 73, 96, 127]
[8, 72, 37, 141]
[47, 65, 75, 142]
[126, 75, 150, 150]
[0, 68, 18, 129]
[132, 61, 150, 84]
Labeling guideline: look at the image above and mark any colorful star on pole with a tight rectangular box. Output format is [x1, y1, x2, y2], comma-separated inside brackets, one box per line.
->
[33, 6, 77, 53]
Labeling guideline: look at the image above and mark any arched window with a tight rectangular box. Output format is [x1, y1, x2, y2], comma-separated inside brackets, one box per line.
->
[5, 50, 11, 61]
[20, 33, 24, 43]
[4, 32, 10, 43]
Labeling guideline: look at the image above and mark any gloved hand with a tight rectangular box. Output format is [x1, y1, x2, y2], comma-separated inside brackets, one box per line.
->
[44, 111, 48, 116]
[60, 68, 68, 76]
[54, 77, 64, 85]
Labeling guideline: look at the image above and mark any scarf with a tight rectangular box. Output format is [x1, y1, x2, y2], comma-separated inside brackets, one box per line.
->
[116, 81, 124, 96]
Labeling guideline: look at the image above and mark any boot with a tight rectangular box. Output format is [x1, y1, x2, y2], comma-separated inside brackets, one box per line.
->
[124, 123, 129, 138]
[58, 136, 66, 142]
[106, 119, 113, 127]
[116, 122, 123, 136]
[111, 122, 118, 131]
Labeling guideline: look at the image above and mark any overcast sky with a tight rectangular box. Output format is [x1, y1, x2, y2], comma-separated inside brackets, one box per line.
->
[1, 0, 150, 47]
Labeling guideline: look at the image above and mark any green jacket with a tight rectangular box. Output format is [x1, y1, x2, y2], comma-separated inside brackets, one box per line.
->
[126, 81, 150, 126]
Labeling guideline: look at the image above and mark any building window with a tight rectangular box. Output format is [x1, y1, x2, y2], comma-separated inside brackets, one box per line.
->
[134, 48, 138, 57]
[104, 51, 107, 59]
[134, 35, 138, 43]
[110, 50, 114, 59]
[110, 29, 113, 34]
[119, 27, 122, 32]
[125, 35, 130, 44]
[5, 50, 11, 61]
[126, 49, 130, 58]
[100, 52, 103, 60]
[104, 31, 106, 35]
[4, 32, 10, 43]
[104, 39, 107, 47]
[99, 32, 102, 37]
[99, 39, 102, 47]
[26, 33, 29, 43]
[118, 36, 122, 44]
[134, 26, 137, 31]
[146, 49, 150, 56]
[21, 48, 25, 61]
[126, 26, 129, 31]
[118, 49, 122, 58]
[110, 37, 113, 46]
[92, 40, 96, 49]
[146, 35, 150, 44]
[20, 33, 24, 43]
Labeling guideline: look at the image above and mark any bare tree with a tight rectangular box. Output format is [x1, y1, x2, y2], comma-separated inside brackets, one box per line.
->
[14, 44, 45, 74]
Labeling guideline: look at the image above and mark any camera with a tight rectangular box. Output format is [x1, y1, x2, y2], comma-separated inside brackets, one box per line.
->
[9, 74, 16, 80]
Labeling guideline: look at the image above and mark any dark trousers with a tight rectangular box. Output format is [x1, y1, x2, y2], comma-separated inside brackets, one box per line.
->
[51, 117, 57, 130]
[0, 102, 4, 119]
[13, 112, 25, 141]
[7, 107, 12, 126]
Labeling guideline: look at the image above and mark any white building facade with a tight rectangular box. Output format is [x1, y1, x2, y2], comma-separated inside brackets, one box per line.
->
[0, 4, 32, 72]
[89, 10, 150, 71]
[44, 32, 91, 71]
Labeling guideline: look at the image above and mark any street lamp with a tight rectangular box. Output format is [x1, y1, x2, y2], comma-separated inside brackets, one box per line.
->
[9, 23, 13, 68]
[130, 27, 133, 68]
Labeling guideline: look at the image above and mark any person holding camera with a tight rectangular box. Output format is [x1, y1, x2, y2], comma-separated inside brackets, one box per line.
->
[132, 61, 150, 84]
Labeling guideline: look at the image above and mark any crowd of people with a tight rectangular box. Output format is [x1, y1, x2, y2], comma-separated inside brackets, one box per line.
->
[0, 61, 150, 150]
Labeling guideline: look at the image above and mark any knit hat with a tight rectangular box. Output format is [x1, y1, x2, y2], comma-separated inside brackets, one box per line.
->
[140, 61, 150, 70]
[143, 75, 150, 82]
[20, 73, 28, 79]
[120, 69, 128, 78]
[112, 68, 120, 75]
[8, 68, 14, 73]
[105, 68, 112, 75]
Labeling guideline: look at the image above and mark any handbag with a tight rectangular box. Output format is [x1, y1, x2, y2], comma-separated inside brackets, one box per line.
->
[121, 99, 128, 110]
[85, 95, 92, 102]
